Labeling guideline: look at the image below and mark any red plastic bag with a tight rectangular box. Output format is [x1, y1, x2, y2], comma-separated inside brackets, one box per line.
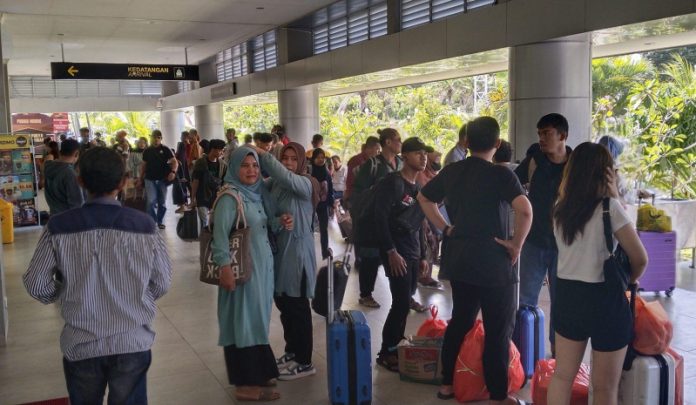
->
[633, 296, 673, 355]
[530, 359, 589, 405]
[417, 305, 448, 338]
[667, 348, 684, 405]
[453, 320, 525, 402]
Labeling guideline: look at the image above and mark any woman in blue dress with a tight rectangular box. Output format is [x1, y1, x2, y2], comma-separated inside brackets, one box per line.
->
[212, 145, 293, 401]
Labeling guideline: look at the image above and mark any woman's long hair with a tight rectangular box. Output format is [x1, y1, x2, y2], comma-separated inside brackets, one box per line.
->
[553, 142, 615, 245]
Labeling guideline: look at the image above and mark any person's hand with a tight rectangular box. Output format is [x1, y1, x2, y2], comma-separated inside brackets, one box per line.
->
[494, 238, 522, 265]
[445, 225, 455, 237]
[387, 250, 407, 277]
[190, 199, 197, 208]
[606, 167, 619, 198]
[248, 145, 267, 156]
[419, 259, 429, 277]
[166, 172, 176, 182]
[219, 265, 236, 291]
[280, 213, 293, 230]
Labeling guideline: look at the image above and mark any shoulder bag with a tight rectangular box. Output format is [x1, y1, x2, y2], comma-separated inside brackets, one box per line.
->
[602, 198, 632, 292]
[199, 186, 253, 285]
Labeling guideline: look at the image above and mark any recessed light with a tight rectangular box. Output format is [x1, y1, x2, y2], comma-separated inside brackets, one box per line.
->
[198, 38, 206, 41]
[56, 33, 64, 36]
[256, 7, 264, 10]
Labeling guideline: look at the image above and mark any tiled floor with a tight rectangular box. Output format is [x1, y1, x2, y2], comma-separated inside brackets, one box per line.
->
[0, 205, 695, 404]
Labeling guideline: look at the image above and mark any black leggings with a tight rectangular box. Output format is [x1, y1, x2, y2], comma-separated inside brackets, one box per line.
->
[380, 258, 419, 355]
[441, 280, 516, 401]
[317, 204, 330, 257]
[273, 273, 313, 365]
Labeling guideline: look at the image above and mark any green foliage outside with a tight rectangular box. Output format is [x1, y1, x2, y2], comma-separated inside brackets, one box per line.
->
[221, 47, 696, 198]
[74, 111, 160, 146]
[592, 54, 696, 199]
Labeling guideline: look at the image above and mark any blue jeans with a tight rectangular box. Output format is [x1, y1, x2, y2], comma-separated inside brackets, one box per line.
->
[519, 241, 558, 346]
[63, 350, 151, 405]
[145, 179, 168, 225]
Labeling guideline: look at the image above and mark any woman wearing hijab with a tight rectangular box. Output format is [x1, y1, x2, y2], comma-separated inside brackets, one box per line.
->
[251, 142, 321, 381]
[310, 148, 335, 259]
[212, 146, 293, 401]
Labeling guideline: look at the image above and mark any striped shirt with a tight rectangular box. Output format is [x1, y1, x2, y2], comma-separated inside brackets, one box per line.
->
[23, 198, 172, 361]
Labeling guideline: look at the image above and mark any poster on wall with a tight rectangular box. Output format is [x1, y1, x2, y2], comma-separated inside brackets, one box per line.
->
[0, 134, 39, 227]
[12, 199, 38, 226]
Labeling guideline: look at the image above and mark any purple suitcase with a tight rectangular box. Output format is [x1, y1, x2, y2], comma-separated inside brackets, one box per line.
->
[638, 231, 676, 297]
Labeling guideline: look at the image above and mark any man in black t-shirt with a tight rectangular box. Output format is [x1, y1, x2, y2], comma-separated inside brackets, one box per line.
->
[373, 137, 429, 372]
[190, 139, 227, 228]
[418, 117, 532, 403]
[138, 129, 177, 229]
[513, 113, 572, 354]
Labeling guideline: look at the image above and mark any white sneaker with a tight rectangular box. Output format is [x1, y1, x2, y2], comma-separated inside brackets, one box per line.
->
[276, 352, 295, 370]
[277, 362, 316, 381]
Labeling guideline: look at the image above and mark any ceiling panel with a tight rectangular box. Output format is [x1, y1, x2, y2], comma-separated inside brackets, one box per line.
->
[1, 0, 335, 75]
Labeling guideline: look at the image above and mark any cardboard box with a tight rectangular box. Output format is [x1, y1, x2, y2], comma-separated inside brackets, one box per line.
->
[397, 336, 444, 385]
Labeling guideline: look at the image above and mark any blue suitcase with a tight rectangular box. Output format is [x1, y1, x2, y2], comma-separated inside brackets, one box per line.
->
[327, 310, 372, 405]
[325, 255, 372, 405]
[513, 305, 545, 379]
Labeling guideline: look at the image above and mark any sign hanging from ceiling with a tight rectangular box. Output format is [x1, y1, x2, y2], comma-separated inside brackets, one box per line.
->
[51, 62, 199, 81]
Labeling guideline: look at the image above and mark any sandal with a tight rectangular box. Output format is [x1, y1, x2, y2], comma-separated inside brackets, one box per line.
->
[436, 391, 455, 400]
[410, 298, 428, 313]
[235, 386, 280, 402]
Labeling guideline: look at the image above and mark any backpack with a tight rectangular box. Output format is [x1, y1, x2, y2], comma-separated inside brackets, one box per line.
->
[353, 172, 407, 248]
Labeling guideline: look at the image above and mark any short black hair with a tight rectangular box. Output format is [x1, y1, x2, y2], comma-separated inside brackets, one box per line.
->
[537, 113, 569, 134]
[494, 140, 512, 163]
[312, 134, 324, 144]
[78, 147, 125, 196]
[151, 129, 163, 139]
[79, 127, 89, 134]
[458, 123, 468, 141]
[466, 116, 500, 152]
[209, 139, 226, 150]
[60, 139, 80, 156]
[244, 134, 253, 143]
[253, 132, 274, 143]
[365, 136, 380, 148]
[377, 128, 399, 147]
[226, 128, 236, 135]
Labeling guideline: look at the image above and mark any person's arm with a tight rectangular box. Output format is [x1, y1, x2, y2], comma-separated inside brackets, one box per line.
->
[615, 225, 648, 283]
[190, 178, 200, 207]
[23, 229, 61, 304]
[148, 233, 172, 300]
[493, 195, 533, 264]
[374, 177, 398, 253]
[417, 169, 451, 235]
[513, 156, 531, 185]
[258, 152, 312, 199]
[212, 194, 238, 291]
[66, 172, 84, 209]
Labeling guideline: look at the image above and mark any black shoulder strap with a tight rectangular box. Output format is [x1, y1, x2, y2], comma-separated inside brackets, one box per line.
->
[602, 198, 613, 254]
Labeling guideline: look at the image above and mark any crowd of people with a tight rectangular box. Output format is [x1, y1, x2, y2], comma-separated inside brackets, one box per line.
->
[23, 113, 648, 405]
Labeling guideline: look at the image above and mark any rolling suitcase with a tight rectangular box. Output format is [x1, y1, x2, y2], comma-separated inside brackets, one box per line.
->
[503, 200, 545, 380]
[326, 253, 372, 405]
[312, 245, 352, 317]
[638, 231, 676, 296]
[337, 202, 353, 242]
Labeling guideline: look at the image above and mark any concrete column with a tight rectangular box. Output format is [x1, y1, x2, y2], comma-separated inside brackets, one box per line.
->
[0, 27, 9, 345]
[509, 33, 592, 161]
[278, 85, 319, 149]
[194, 103, 224, 140]
[160, 109, 184, 149]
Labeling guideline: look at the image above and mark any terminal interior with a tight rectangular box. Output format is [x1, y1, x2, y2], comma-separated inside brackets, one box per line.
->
[1, 0, 696, 403]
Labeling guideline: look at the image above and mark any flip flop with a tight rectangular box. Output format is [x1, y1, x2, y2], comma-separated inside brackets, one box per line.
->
[515, 399, 529, 405]
[436, 391, 455, 400]
[235, 387, 280, 402]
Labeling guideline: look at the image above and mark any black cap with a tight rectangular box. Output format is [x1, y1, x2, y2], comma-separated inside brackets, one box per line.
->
[401, 137, 428, 153]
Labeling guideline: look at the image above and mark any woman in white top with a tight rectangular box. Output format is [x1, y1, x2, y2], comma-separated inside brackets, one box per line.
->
[330, 155, 347, 203]
[548, 142, 647, 405]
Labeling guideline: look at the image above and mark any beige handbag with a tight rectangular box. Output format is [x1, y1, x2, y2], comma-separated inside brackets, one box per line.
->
[199, 186, 253, 285]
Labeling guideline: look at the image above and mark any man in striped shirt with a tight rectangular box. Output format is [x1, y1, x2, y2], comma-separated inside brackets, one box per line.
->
[24, 147, 172, 405]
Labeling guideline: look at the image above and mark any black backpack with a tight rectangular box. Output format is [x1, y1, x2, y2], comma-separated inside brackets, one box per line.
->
[353, 172, 407, 248]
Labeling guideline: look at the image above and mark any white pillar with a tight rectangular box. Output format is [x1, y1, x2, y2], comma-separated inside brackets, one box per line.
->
[194, 103, 224, 141]
[509, 33, 592, 160]
[160, 109, 184, 149]
[278, 85, 319, 149]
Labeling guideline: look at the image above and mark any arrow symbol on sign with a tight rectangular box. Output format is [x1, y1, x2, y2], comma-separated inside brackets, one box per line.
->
[67, 66, 78, 77]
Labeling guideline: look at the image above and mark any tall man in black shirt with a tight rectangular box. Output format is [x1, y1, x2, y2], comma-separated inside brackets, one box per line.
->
[513, 113, 572, 354]
[418, 117, 532, 403]
[138, 130, 178, 229]
[373, 137, 429, 372]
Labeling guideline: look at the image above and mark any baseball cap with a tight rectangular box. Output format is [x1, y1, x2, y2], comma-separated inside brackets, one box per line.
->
[401, 137, 428, 154]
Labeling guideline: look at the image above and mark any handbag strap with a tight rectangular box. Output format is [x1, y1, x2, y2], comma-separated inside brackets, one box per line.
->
[602, 198, 614, 255]
[208, 186, 248, 230]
